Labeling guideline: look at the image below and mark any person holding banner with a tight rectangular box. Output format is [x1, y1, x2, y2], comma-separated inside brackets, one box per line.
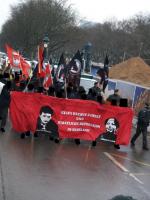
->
[107, 89, 121, 106]
[0, 81, 11, 133]
[90, 82, 102, 97]
[20, 83, 35, 138]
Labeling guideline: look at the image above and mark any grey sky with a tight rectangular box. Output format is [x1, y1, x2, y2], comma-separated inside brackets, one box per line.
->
[0, 0, 19, 30]
[0, 0, 150, 30]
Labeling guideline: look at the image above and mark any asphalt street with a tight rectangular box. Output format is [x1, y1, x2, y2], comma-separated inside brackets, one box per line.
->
[0, 121, 149, 200]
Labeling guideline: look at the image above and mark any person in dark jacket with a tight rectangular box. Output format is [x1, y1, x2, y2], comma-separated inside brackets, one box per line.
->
[0, 81, 11, 132]
[90, 82, 102, 97]
[131, 103, 150, 150]
[107, 89, 121, 106]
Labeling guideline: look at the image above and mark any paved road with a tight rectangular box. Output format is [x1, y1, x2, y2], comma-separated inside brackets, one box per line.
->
[0, 122, 150, 200]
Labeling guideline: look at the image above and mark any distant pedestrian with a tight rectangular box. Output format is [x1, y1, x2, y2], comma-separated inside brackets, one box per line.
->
[131, 103, 150, 150]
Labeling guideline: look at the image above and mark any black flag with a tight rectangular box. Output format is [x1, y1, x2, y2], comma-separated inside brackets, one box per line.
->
[104, 54, 109, 65]
[54, 53, 66, 90]
[67, 50, 83, 88]
[56, 54, 66, 81]
[97, 54, 109, 92]
[104, 53, 109, 77]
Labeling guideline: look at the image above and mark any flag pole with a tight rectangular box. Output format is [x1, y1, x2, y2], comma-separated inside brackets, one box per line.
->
[64, 77, 68, 99]
[50, 66, 56, 97]
[23, 68, 34, 92]
[43, 63, 56, 97]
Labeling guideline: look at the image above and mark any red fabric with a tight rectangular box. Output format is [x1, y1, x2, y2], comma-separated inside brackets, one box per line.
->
[38, 45, 44, 74]
[6, 44, 30, 77]
[20, 57, 30, 78]
[43, 63, 52, 90]
[10, 92, 133, 144]
[6, 44, 21, 68]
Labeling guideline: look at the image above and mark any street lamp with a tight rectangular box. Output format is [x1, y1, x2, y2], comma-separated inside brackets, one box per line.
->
[43, 35, 50, 61]
[43, 35, 49, 48]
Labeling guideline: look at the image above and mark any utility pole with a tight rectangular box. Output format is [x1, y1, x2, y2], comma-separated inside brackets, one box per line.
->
[139, 42, 143, 57]
[123, 52, 126, 62]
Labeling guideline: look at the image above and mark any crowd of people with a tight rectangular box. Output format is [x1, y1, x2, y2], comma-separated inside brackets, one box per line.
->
[0, 68, 149, 151]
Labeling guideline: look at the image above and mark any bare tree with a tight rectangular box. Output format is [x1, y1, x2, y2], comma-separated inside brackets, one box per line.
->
[0, 0, 77, 58]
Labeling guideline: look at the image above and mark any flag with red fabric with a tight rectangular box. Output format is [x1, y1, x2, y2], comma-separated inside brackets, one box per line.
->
[20, 57, 30, 78]
[6, 44, 30, 78]
[37, 45, 44, 74]
[43, 63, 52, 90]
[6, 44, 21, 68]
[10, 92, 133, 145]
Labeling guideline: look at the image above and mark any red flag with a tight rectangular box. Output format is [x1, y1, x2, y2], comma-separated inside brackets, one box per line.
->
[10, 92, 133, 145]
[43, 63, 52, 90]
[6, 44, 30, 77]
[5, 44, 21, 68]
[38, 45, 44, 74]
[20, 57, 30, 78]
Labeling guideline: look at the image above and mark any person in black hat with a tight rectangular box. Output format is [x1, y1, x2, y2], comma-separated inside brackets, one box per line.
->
[107, 89, 121, 106]
[131, 103, 150, 150]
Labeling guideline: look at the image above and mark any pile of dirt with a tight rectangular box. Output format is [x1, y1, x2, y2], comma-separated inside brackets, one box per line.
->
[109, 57, 150, 87]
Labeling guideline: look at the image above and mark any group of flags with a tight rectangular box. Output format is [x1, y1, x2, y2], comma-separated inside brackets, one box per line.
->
[55, 50, 83, 89]
[5, 43, 84, 91]
[5, 44, 53, 90]
[5, 43, 109, 92]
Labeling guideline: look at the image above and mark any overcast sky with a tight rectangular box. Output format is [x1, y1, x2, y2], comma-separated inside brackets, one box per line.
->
[0, 0, 150, 30]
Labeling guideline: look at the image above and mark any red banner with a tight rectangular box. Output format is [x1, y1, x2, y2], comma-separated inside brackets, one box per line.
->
[10, 92, 133, 145]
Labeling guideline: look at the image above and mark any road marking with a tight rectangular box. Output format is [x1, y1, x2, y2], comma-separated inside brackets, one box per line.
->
[104, 152, 129, 172]
[110, 153, 150, 168]
[104, 152, 144, 185]
[84, 146, 92, 162]
[131, 173, 150, 176]
[129, 173, 144, 184]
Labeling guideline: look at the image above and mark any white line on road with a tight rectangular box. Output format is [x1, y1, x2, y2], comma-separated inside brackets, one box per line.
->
[129, 173, 144, 184]
[104, 152, 129, 172]
[110, 153, 150, 167]
[104, 152, 144, 185]
[130, 173, 150, 176]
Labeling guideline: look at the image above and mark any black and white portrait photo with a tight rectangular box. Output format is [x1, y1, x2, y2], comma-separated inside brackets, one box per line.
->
[36, 106, 59, 139]
[101, 118, 120, 142]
